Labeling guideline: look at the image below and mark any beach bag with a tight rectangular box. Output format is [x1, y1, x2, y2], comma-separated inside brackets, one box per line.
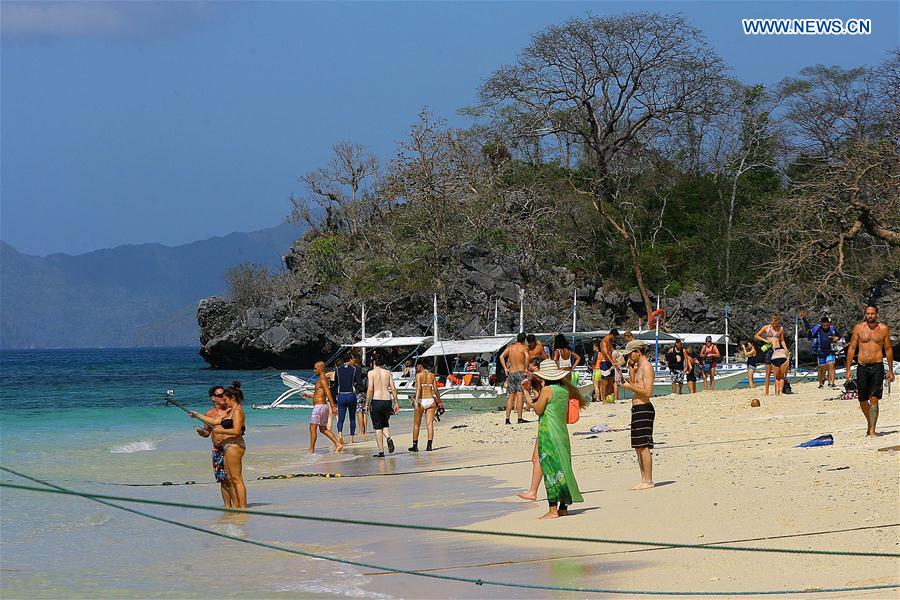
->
[783, 379, 793, 395]
[567, 397, 581, 424]
[841, 380, 858, 400]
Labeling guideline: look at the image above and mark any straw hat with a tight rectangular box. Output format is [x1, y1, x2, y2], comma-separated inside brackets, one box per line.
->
[532, 359, 567, 381]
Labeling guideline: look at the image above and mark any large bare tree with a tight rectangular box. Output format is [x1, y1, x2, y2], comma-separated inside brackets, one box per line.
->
[477, 13, 727, 314]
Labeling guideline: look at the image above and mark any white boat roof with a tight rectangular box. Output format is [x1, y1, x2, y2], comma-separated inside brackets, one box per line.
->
[420, 335, 515, 357]
[344, 335, 433, 349]
[634, 331, 729, 345]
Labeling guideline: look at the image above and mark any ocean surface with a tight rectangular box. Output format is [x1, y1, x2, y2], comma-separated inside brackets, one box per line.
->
[0, 348, 545, 598]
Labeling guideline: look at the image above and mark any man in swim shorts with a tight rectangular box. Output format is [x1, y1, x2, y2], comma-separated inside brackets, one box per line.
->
[309, 361, 343, 453]
[501, 333, 530, 425]
[665, 339, 687, 395]
[801, 311, 840, 389]
[195, 385, 233, 507]
[366, 353, 400, 457]
[621, 340, 656, 490]
[846, 304, 894, 437]
[599, 329, 620, 403]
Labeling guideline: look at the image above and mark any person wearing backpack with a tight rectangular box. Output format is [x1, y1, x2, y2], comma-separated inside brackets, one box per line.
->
[801, 311, 840, 389]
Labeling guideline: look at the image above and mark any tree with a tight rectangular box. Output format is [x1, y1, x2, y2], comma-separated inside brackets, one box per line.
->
[477, 13, 728, 314]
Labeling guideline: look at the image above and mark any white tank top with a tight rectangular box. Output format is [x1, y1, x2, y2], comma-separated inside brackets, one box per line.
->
[557, 350, 572, 369]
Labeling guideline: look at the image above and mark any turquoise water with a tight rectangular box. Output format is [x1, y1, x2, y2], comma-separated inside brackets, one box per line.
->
[0, 348, 555, 598]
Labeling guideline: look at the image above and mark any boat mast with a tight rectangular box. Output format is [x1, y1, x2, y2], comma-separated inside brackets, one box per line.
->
[361, 303, 367, 366]
[654, 295, 660, 371]
[724, 304, 730, 366]
[793, 315, 799, 372]
[518, 287, 524, 334]
[494, 298, 498, 336]
[433, 294, 439, 343]
[572, 287, 577, 334]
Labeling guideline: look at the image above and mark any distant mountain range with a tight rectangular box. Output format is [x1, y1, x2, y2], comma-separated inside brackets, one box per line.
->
[0, 222, 302, 349]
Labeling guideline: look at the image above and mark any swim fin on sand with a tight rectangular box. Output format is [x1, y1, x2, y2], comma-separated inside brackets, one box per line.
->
[796, 434, 834, 448]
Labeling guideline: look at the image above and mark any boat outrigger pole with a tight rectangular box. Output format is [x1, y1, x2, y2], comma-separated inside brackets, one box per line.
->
[518, 287, 524, 334]
[494, 298, 498, 336]
[361, 303, 367, 365]
[572, 287, 577, 334]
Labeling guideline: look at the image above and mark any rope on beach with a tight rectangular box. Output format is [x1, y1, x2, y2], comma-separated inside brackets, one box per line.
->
[1, 469, 897, 596]
[2, 472, 897, 559]
[256, 472, 342, 480]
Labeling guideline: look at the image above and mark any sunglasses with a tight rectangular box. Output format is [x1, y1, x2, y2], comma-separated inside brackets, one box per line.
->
[211, 392, 225, 398]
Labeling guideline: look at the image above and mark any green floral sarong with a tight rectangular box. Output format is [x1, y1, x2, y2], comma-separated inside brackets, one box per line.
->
[538, 384, 583, 505]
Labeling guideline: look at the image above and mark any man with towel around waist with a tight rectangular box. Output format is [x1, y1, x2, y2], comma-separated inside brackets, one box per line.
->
[846, 304, 894, 437]
[621, 340, 657, 490]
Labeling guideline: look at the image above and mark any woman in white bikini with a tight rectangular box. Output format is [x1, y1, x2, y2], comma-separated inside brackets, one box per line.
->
[755, 314, 788, 396]
[409, 362, 441, 452]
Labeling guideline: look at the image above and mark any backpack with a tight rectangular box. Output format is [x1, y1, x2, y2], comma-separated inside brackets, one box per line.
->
[783, 379, 793, 395]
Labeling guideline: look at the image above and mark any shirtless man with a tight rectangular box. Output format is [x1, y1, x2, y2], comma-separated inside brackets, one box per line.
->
[366, 353, 400, 457]
[409, 362, 441, 452]
[500, 333, 530, 425]
[195, 385, 234, 507]
[599, 329, 620, 404]
[621, 340, 656, 490]
[309, 361, 343, 453]
[846, 305, 894, 437]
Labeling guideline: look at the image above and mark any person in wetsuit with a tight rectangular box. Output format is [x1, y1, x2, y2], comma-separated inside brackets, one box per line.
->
[334, 356, 364, 445]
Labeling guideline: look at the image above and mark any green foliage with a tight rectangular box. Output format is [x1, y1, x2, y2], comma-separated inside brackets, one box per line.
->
[306, 235, 346, 284]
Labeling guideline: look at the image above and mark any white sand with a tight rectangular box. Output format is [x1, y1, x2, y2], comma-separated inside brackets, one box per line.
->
[363, 381, 900, 597]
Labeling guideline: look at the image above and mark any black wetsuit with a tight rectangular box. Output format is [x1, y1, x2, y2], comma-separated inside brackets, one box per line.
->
[335, 364, 363, 435]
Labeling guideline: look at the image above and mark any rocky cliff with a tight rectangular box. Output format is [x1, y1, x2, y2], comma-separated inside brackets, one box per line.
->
[197, 242, 899, 369]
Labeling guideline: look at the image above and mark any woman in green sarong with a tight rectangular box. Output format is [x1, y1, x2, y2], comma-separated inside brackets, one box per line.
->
[532, 359, 587, 519]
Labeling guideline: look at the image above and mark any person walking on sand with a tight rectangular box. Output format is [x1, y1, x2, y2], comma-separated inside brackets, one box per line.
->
[755, 314, 785, 396]
[195, 385, 234, 507]
[309, 362, 343, 453]
[531, 359, 585, 518]
[665, 339, 687, 395]
[501, 333, 530, 425]
[409, 362, 441, 452]
[801, 311, 840, 389]
[352, 356, 369, 436]
[699, 336, 721, 391]
[367, 353, 400, 457]
[599, 329, 621, 404]
[846, 305, 894, 437]
[334, 356, 364, 445]
[741, 341, 758, 389]
[191, 382, 248, 509]
[621, 341, 656, 490]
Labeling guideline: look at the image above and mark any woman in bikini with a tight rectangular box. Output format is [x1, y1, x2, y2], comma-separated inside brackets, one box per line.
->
[755, 314, 787, 396]
[409, 362, 441, 452]
[553, 334, 582, 387]
[192, 381, 247, 509]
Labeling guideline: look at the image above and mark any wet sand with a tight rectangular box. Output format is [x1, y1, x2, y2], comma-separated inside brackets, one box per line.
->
[3, 382, 898, 598]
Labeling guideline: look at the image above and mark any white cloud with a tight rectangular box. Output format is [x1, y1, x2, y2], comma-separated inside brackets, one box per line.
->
[1, 1, 213, 39]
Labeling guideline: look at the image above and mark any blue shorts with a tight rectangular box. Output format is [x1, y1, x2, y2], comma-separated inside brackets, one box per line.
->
[817, 354, 836, 366]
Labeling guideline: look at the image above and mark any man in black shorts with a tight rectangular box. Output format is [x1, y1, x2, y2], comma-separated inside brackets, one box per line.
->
[846, 305, 894, 437]
[665, 339, 687, 395]
[366, 354, 400, 456]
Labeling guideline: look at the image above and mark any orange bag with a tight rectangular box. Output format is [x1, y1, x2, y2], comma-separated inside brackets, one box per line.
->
[567, 397, 580, 424]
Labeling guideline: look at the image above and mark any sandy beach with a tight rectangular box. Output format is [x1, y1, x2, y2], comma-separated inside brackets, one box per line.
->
[333, 380, 900, 598]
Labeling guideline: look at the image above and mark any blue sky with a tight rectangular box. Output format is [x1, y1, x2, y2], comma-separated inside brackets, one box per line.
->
[2, 1, 897, 256]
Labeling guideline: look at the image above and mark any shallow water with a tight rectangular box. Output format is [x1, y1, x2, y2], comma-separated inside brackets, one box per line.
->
[2, 348, 613, 598]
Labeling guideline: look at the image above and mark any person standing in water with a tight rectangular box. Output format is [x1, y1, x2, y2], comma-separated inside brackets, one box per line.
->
[531, 359, 586, 518]
[367, 353, 400, 457]
[409, 362, 440, 452]
[621, 341, 656, 490]
[309, 361, 343, 453]
[191, 382, 247, 509]
[195, 385, 233, 507]
[846, 305, 894, 437]
[500, 333, 530, 425]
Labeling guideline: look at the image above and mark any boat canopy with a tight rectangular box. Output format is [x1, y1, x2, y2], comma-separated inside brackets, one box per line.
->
[344, 333, 433, 349]
[634, 331, 729, 345]
[420, 335, 515, 358]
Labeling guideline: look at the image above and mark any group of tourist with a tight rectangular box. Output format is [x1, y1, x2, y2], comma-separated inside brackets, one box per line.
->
[184, 304, 893, 513]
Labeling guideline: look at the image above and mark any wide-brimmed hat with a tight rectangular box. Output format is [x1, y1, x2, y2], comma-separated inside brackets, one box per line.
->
[620, 340, 647, 358]
[532, 359, 567, 381]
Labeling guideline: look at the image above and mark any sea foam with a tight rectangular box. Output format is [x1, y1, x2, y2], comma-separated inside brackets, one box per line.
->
[109, 440, 158, 453]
